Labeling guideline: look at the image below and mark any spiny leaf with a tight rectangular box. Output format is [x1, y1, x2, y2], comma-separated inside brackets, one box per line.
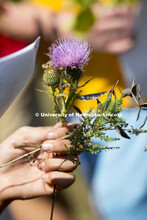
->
[122, 88, 132, 97]
[73, 105, 83, 114]
[79, 77, 95, 88]
[141, 103, 147, 110]
[113, 90, 117, 99]
[77, 91, 108, 100]
[132, 84, 141, 106]
[97, 99, 101, 104]
[115, 125, 130, 139]
[140, 117, 147, 129]
[136, 107, 141, 121]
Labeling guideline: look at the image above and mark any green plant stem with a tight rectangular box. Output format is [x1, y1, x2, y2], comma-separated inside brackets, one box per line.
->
[50, 184, 56, 220]
[58, 72, 66, 114]
[0, 148, 41, 168]
[65, 81, 78, 110]
[0, 133, 74, 168]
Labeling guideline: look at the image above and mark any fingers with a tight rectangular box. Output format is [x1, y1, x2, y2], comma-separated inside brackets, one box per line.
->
[10, 123, 76, 147]
[12, 126, 54, 146]
[41, 123, 77, 153]
[106, 37, 134, 53]
[42, 171, 75, 191]
[92, 3, 137, 19]
[87, 23, 135, 53]
[38, 157, 78, 172]
[46, 123, 76, 140]
[42, 139, 71, 153]
[94, 16, 133, 33]
[38, 122, 78, 192]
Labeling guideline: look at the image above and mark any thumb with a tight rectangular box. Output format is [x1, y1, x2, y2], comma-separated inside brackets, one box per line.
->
[8, 126, 55, 146]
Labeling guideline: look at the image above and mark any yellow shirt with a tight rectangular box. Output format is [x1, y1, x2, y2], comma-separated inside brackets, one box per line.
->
[31, 0, 126, 111]
[76, 52, 125, 111]
[31, 0, 66, 11]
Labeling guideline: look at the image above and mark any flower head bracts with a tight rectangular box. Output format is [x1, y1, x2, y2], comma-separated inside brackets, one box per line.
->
[47, 37, 91, 70]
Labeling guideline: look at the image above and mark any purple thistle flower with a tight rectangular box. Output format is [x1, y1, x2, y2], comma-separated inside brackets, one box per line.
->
[47, 37, 91, 70]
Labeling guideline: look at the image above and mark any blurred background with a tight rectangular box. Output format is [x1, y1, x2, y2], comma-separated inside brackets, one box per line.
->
[1, 1, 147, 220]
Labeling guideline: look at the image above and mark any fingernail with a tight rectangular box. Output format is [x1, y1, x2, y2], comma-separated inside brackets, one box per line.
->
[42, 173, 48, 180]
[38, 161, 45, 170]
[47, 132, 57, 139]
[42, 142, 53, 151]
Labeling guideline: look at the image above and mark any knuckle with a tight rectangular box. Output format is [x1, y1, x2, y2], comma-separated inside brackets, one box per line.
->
[19, 126, 31, 133]
[44, 159, 52, 171]
[14, 126, 31, 143]
[49, 172, 56, 183]
[17, 126, 31, 138]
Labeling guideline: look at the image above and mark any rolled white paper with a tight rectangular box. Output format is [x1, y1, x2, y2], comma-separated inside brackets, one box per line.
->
[0, 36, 40, 117]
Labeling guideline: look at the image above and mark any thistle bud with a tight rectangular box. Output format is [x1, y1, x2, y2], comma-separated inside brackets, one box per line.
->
[66, 67, 82, 81]
[43, 68, 60, 86]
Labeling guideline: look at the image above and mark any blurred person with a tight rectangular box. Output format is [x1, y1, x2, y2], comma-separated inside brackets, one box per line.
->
[0, 0, 74, 51]
[1, 1, 147, 220]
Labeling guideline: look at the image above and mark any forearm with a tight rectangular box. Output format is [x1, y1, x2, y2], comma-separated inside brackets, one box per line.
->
[0, 2, 58, 41]
[0, 170, 12, 214]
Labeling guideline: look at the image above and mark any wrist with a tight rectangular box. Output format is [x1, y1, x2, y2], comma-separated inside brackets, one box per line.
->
[0, 173, 13, 211]
[0, 178, 12, 214]
[55, 11, 75, 38]
[35, 7, 58, 42]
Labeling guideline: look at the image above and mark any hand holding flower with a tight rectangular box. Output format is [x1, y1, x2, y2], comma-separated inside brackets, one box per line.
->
[0, 123, 77, 213]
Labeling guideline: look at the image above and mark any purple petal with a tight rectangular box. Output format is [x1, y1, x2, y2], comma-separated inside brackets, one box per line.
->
[47, 37, 91, 69]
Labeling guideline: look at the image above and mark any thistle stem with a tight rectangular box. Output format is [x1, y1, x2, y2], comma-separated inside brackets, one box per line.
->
[0, 148, 41, 168]
[0, 133, 74, 168]
[15, 145, 41, 148]
[50, 184, 56, 220]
